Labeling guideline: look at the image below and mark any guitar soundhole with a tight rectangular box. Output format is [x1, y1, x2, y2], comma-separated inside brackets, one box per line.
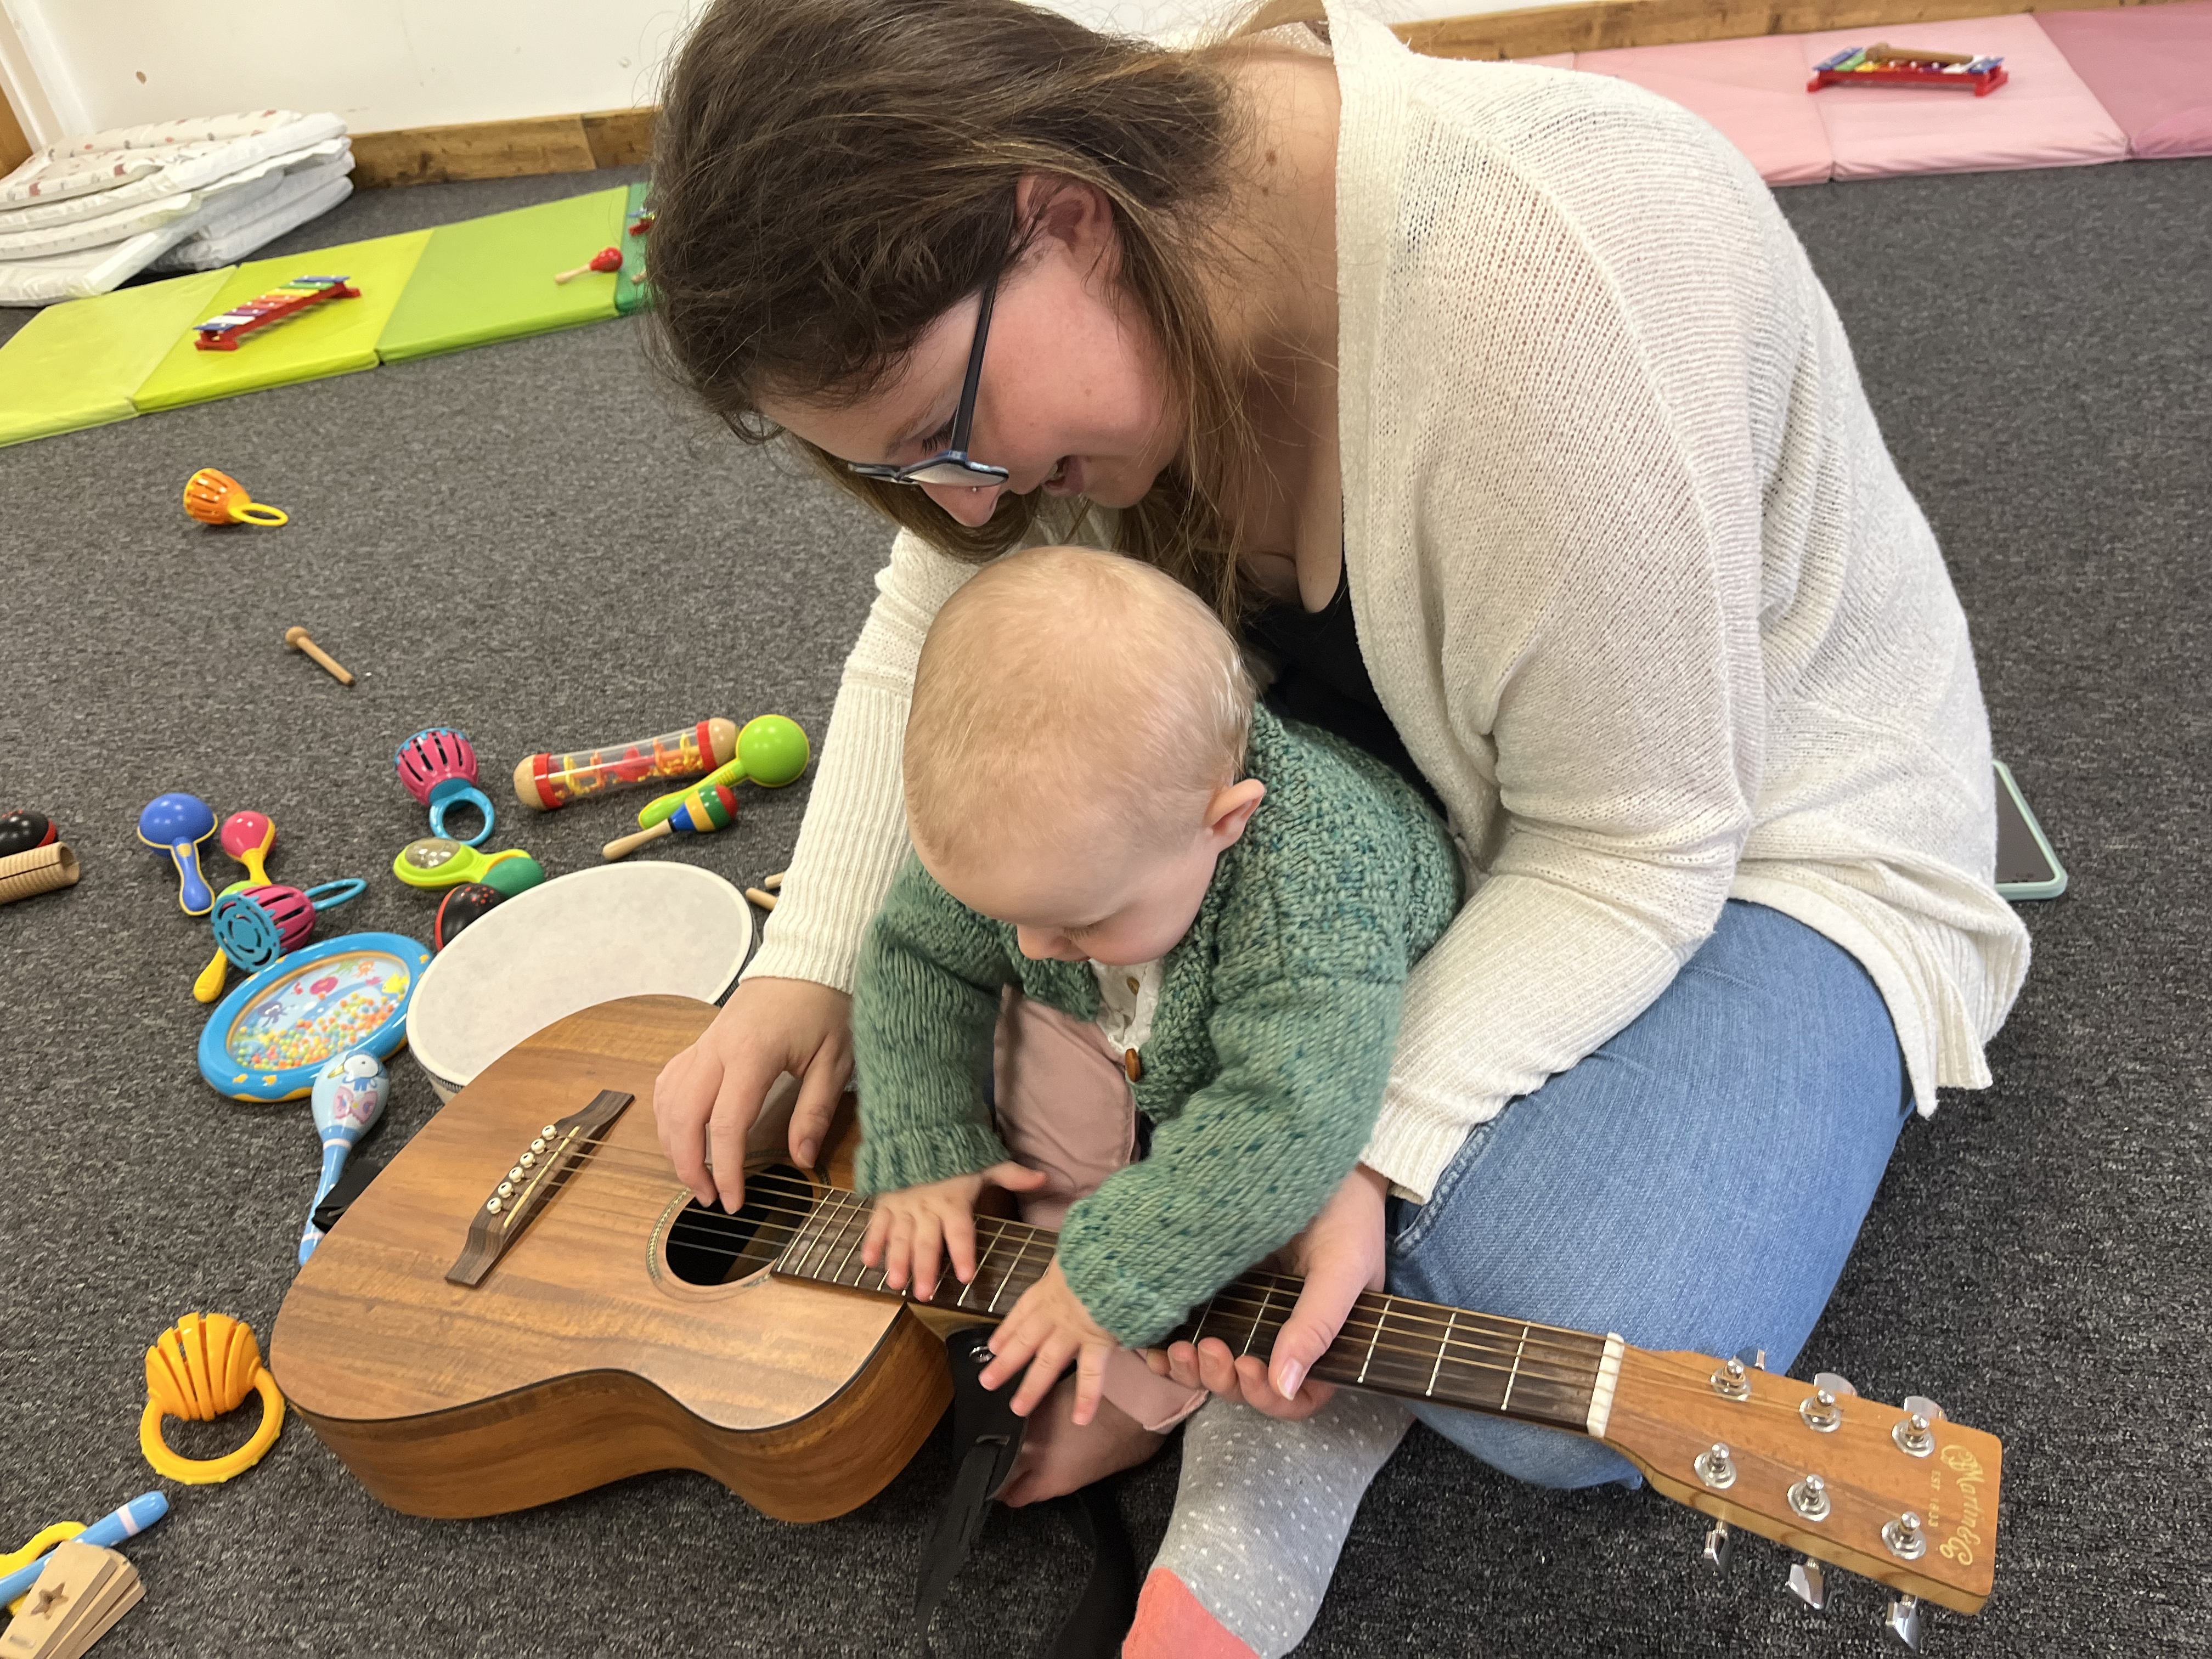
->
[662, 1164, 811, 1286]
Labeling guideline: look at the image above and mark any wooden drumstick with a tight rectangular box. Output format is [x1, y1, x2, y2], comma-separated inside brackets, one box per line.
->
[602, 820, 674, 861]
[744, 887, 778, 911]
[285, 627, 356, 686]
[764, 870, 786, 891]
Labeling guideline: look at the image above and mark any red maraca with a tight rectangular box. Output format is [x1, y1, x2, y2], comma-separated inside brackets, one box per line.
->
[212, 879, 366, 974]
[553, 247, 622, 285]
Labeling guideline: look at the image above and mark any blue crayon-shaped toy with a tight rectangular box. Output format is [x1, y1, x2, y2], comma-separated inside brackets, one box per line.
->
[0, 1491, 168, 1606]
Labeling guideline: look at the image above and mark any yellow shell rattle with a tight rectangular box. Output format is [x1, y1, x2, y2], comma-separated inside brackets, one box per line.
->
[139, 1311, 285, 1483]
[183, 466, 288, 527]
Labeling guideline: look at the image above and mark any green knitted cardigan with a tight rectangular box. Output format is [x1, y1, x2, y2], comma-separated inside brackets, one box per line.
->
[851, 706, 1462, 1347]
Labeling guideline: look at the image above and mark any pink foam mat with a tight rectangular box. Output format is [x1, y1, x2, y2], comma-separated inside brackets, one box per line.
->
[1795, 14, 2128, 177]
[1574, 35, 1834, 184]
[2036, 2, 2212, 158]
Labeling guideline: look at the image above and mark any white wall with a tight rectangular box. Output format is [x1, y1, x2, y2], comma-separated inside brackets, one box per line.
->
[1, 0, 1539, 147]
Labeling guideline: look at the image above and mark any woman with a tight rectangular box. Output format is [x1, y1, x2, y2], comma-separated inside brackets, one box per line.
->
[644, 0, 2029, 1651]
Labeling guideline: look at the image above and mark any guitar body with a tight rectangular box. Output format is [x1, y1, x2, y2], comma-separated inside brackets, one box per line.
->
[269, 995, 951, 1523]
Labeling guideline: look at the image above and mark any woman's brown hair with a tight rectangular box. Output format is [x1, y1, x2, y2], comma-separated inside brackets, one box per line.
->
[646, 0, 1324, 618]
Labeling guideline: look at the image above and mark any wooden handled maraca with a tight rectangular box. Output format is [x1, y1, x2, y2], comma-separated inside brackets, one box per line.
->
[635, 714, 811, 830]
[299, 1051, 389, 1265]
[553, 247, 623, 284]
[602, 782, 738, 861]
[137, 792, 218, 914]
[194, 811, 278, 1002]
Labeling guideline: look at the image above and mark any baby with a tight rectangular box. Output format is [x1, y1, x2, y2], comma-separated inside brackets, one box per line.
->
[851, 545, 1459, 1490]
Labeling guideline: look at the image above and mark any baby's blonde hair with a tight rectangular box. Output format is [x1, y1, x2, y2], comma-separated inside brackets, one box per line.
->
[905, 546, 1257, 870]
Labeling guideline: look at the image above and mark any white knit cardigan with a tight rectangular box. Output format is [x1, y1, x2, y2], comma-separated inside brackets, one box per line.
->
[743, 0, 2030, 1201]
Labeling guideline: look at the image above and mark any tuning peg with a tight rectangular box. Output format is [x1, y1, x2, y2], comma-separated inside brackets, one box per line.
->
[1885, 1593, 1924, 1651]
[1813, 1370, 1858, 1398]
[1903, 1394, 1945, 1423]
[1787, 1557, 1827, 1611]
[1702, 1519, 1735, 1572]
[1733, 1345, 1768, 1370]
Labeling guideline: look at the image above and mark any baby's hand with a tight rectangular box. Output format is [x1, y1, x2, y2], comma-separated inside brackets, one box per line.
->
[980, 1257, 1120, 1424]
[861, 1162, 1046, 1300]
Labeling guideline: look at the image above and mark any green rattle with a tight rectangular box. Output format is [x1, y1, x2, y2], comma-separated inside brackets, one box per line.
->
[636, 714, 810, 831]
[393, 837, 548, 894]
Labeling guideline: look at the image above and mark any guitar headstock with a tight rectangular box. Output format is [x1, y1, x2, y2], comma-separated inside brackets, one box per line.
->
[1598, 1346, 1999, 1619]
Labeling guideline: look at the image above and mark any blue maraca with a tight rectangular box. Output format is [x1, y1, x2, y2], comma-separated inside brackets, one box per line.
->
[137, 792, 218, 914]
[300, 1051, 390, 1265]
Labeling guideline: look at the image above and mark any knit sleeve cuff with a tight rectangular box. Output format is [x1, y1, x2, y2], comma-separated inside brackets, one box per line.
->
[853, 1121, 1011, 1197]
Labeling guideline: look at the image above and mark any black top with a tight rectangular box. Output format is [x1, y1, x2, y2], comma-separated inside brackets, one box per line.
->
[1242, 562, 1440, 811]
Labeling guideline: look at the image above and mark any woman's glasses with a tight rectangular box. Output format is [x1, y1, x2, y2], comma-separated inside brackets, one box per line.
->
[846, 271, 1010, 489]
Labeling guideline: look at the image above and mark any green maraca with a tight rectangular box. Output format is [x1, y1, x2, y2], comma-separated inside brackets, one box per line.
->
[634, 714, 810, 832]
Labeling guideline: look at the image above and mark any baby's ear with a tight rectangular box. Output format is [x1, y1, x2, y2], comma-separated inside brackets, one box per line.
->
[1207, 778, 1268, 847]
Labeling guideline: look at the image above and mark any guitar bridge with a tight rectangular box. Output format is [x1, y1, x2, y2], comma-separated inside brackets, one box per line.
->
[446, 1090, 634, 1286]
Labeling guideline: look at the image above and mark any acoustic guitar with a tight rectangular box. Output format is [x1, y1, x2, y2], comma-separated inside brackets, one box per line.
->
[270, 995, 2000, 1647]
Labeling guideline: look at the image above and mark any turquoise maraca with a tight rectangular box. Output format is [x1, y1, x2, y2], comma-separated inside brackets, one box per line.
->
[137, 792, 218, 913]
[300, 1051, 389, 1265]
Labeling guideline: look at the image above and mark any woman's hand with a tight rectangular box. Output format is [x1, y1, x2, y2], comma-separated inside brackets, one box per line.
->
[652, 976, 853, 1212]
[1143, 1163, 1390, 1419]
[981, 1257, 1121, 1425]
[861, 1161, 1048, 1300]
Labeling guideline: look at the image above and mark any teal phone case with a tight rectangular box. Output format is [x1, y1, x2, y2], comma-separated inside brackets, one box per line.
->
[1994, 759, 2068, 901]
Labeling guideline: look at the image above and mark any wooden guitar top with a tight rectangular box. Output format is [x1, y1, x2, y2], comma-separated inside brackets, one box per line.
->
[270, 995, 908, 1437]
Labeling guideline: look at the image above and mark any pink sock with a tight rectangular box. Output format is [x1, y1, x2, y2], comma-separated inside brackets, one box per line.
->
[1122, 1568, 1258, 1659]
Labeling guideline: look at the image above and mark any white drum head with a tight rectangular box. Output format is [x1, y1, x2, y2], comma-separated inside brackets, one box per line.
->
[408, 862, 753, 1101]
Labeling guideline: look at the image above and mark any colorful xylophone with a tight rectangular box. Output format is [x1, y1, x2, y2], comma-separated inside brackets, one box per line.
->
[1809, 44, 2008, 95]
[194, 275, 361, 351]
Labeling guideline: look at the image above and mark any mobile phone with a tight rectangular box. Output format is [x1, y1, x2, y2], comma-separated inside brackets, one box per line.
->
[1994, 760, 2067, 900]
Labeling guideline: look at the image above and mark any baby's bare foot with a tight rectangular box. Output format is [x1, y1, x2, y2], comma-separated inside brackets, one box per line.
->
[998, 1378, 1166, 1506]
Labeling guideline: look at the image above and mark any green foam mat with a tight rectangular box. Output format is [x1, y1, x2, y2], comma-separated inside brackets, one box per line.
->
[614, 179, 654, 317]
[131, 230, 432, 413]
[376, 186, 629, 363]
[0, 269, 235, 448]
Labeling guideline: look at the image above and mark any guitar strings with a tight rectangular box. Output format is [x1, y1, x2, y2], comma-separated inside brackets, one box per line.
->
[521, 1159, 1612, 1371]
[487, 1171, 1866, 1425]
[477, 1139, 1917, 1427]
[535, 1156, 1611, 1361]
[521, 1176, 1606, 1392]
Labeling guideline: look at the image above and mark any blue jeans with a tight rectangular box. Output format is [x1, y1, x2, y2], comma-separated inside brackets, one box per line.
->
[1384, 900, 1910, 1489]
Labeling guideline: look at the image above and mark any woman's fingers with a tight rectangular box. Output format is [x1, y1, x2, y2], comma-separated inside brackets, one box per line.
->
[1266, 1243, 1372, 1401]
[788, 1040, 849, 1170]
[983, 1160, 1051, 1194]
[980, 1320, 1036, 1393]
[652, 1046, 715, 1206]
[706, 1042, 780, 1214]
[860, 1206, 890, 1270]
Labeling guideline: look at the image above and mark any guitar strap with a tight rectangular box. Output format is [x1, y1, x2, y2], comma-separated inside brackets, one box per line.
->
[911, 1327, 1138, 1659]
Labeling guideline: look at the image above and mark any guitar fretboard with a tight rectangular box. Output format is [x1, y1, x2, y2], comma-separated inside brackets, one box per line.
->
[771, 1186, 1607, 1434]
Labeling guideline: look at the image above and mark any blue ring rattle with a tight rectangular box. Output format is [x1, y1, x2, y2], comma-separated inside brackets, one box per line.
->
[394, 728, 495, 846]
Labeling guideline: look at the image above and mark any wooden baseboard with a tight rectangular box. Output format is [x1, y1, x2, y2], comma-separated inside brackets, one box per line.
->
[344, 0, 2181, 189]
[351, 106, 652, 190]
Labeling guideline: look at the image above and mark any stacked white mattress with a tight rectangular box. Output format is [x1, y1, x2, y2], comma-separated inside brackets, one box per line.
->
[0, 111, 354, 306]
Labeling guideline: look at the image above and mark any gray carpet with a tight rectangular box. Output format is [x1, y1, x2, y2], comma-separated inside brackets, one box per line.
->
[1, 155, 2205, 1658]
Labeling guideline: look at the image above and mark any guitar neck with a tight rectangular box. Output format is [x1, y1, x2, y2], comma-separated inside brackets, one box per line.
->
[771, 1186, 1620, 1437]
